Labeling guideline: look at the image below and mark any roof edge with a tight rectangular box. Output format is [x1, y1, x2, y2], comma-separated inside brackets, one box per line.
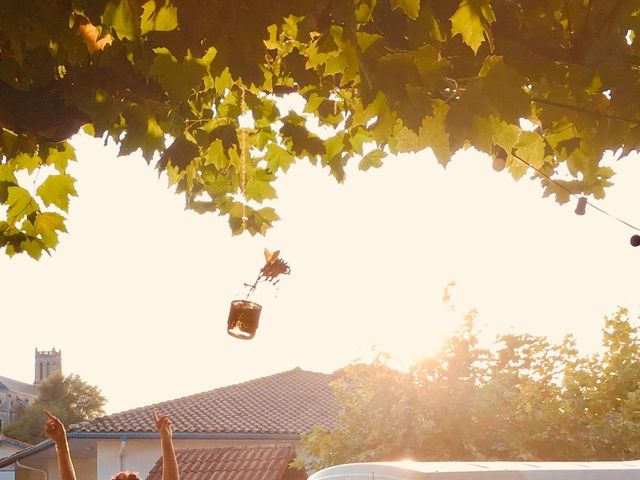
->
[0, 440, 53, 469]
[0, 435, 32, 449]
[67, 432, 300, 441]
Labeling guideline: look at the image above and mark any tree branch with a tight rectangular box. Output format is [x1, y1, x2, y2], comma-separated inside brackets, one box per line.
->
[531, 97, 639, 125]
[0, 81, 88, 143]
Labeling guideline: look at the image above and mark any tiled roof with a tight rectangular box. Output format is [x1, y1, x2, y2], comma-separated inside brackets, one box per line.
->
[73, 368, 339, 435]
[146, 444, 297, 480]
[0, 376, 38, 396]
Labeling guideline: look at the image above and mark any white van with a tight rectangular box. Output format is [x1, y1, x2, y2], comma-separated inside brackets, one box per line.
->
[308, 461, 640, 480]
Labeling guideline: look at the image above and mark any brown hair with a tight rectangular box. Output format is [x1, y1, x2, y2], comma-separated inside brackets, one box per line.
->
[112, 472, 141, 480]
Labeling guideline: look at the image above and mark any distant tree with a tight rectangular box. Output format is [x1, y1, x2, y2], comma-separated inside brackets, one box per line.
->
[2, 372, 106, 444]
[297, 308, 640, 470]
[561, 308, 640, 459]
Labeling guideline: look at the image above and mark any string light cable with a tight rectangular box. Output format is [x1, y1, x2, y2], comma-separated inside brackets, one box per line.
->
[510, 151, 640, 246]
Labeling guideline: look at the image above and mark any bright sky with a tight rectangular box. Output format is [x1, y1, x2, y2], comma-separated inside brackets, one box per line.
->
[2, 134, 639, 414]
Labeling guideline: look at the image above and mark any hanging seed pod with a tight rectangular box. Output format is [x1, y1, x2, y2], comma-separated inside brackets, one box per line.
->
[492, 148, 507, 172]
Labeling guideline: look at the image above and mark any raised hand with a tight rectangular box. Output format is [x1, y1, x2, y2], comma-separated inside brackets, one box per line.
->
[152, 409, 172, 439]
[44, 410, 67, 445]
[152, 409, 179, 480]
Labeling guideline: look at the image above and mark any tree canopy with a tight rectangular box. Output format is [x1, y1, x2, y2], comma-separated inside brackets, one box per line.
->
[2, 372, 106, 444]
[1, 1, 638, 258]
[296, 308, 640, 470]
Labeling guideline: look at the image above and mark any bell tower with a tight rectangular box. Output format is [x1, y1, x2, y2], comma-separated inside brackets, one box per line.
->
[34, 348, 62, 384]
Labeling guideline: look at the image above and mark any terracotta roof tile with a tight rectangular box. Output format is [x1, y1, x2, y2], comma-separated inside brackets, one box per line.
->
[146, 444, 296, 480]
[74, 368, 338, 435]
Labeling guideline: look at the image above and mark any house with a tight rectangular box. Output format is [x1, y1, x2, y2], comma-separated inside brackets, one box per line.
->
[0, 436, 31, 480]
[0, 368, 339, 480]
[0, 378, 37, 432]
[0, 349, 62, 430]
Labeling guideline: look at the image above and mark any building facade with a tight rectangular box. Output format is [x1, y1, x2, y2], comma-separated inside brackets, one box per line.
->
[0, 348, 62, 430]
[34, 349, 62, 385]
[0, 378, 37, 432]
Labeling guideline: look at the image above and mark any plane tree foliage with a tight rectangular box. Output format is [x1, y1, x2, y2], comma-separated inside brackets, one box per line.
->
[297, 308, 640, 470]
[1, 0, 639, 258]
[2, 372, 106, 444]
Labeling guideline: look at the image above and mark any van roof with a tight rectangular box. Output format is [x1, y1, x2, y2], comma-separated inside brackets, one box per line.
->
[309, 460, 640, 479]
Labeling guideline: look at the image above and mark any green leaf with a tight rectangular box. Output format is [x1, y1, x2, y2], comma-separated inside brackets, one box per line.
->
[0, 180, 16, 203]
[255, 206, 279, 224]
[356, 32, 381, 53]
[0, 164, 17, 183]
[245, 171, 277, 202]
[265, 144, 295, 173]
[355, 0, 375, 23]
[450, 0, 496, 53]
[7, 186, 38, 222]
[324, 54, 349, 77]
[36, 174, 77, 211]
[205, 139, 228, 169]
[214, 67, 234, 95]
[324, 133, 345, 162]
[480, 56, 530, 123]
[102, 0, 139, 41]
[141, 0, 178, 35]
[158, 136, 199, 172]
[389, 0, 420, 19]
[419, 101, 452, 166]
[516, 131, 546, 169]
[46, 143, 76, 172]
[414, 45, 448, 89]
[13, 152, 41, 174]
[280, 122, 325, 158]
[358, 149, 386, 171]
[489, 117, 520, 153]
[282, 15, 303, 39]
[264, 24, 280, 50]
[22, 239, 44, 260]
[150, 47, 216, 103]
[34, 212, 67, 248]
[121, 107, 165, 161]
[542, 179, 573, 204]
[348, 128, 374, 156]
[507, 156, 528, 181]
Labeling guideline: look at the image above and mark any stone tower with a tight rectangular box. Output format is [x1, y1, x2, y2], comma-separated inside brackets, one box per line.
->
[34, 348, 62, 384]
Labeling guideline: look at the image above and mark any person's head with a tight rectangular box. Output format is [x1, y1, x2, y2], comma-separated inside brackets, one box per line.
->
[112, 472, 140, 480]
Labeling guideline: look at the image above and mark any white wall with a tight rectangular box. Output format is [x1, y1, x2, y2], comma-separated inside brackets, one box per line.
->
[0, 471, 15, 480]
[1, 442, 22, 480]
[15, 466, 43, 480]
